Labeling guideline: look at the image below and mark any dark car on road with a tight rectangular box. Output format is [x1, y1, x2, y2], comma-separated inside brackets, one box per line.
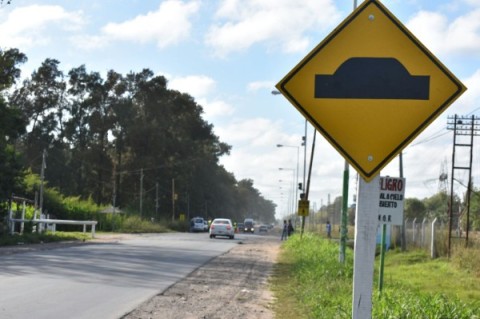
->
[243, 218, 254, 233]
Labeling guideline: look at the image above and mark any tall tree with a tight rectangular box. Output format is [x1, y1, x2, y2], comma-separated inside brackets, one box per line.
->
[404, 197, 426, 220]
[10, 59, 277, 223]
[11, 58, 67, 190]
[0, 48, 27, 204]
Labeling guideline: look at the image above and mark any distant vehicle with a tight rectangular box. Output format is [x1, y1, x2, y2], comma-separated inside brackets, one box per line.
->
[243, 218, 254, 233]
[237, 223, 244, 232]
[209, 218, 235, 239]
[259, 225, 268, 233]
[203, 220, 209, 232]
[190, 217, 205, 232]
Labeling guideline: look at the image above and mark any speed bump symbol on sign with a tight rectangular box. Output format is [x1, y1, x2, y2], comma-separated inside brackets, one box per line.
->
[276, 0, 466, 181]
[314, 57, 430, 100]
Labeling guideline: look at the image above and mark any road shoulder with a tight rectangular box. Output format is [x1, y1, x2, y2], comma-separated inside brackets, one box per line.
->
[123, 236, 280, 319]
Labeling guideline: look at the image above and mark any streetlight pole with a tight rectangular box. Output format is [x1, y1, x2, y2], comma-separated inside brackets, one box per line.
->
[279, 168, 296, 216]
[303, 120, 307, 197]
[277, 144, 300, 205]
[278, 185, 291, 220]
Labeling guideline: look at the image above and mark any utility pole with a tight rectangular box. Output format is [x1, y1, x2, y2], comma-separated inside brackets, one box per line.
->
[339, 160, 349, 263]
[155, 182, 159, 220]
[172, 178, 176, 222]
[39, 149, 47, 215]
[186, 192, 190, 220]
[303, 130, 316, 237]
[300, 120, 308, 237]
[400, 152, 406, 251]
[39, 149, 47, 232]
[112, 167, 117, 231]
[302, 120, 307, 192]
[447, 115, 479, 253]
[139, 168, 143, 217]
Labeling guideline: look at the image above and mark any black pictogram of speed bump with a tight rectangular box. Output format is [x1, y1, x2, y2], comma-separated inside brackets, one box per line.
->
[314, 57, 430, 100]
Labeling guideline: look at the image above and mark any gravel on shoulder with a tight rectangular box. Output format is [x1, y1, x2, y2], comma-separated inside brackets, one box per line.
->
[122, 236, 281, 319]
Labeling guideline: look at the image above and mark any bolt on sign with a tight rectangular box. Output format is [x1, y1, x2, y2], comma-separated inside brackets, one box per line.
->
[276, 0, 466, 181]
[378, 176, 405, 225]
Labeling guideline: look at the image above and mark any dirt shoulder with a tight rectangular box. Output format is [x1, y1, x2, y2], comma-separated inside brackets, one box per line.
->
[123, 236, 281, 319]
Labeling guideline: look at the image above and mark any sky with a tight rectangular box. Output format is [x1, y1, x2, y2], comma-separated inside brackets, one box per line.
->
[1, 0, 480, 219]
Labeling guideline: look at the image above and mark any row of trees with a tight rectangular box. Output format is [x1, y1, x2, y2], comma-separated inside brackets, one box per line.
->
[0, 48, 275, 225]
[318, 189, 479, 231]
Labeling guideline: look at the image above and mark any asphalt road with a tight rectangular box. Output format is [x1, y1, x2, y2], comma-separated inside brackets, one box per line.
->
[0, 232, 240, 319]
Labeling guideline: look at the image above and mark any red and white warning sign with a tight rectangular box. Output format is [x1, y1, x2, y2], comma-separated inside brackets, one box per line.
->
[378, 176, 405, 225]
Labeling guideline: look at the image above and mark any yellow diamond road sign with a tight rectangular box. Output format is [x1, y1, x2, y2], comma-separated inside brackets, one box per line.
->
[276, 0, 466, 181]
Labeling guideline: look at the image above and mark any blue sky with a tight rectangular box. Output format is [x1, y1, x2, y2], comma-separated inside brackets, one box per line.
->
[1, 0, 480, 218]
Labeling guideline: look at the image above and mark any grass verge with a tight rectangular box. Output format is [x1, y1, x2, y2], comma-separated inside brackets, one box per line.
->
[271, 232, 480, 318]
[0, 231, 90, 246]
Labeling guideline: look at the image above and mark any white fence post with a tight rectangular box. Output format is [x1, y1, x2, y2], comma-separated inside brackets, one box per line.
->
[20, 201, 26, 234]
[8, 218, 97, 238]
[404, 218, 409, 246]
[431, 218, 438, 258]
[421, 218, 427, 247]
[412, 218, 417, 244]
[9, 208, 14, 235]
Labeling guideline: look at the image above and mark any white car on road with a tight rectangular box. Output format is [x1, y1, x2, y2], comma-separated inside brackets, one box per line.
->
[209, 218, 235, 239]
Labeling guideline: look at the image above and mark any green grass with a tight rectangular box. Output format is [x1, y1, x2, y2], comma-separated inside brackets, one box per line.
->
[0, 231, 90, 246]
[271, 232, 480, 319]
[0, 216, 172, 246]
[382, 249, 480, 304]
[118, 216, 170, 233]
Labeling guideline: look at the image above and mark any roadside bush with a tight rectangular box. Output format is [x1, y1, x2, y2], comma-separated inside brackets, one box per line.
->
[118, 216, 168, 233]
[451, 244, 480, 277]
[168, 219, 189, 232]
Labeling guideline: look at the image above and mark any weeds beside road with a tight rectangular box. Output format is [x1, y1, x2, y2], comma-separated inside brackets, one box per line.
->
[272, 233, 480, 318]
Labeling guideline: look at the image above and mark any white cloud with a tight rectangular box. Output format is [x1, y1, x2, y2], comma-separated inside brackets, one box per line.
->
[197, 98, 235, 120]
[217, 118, 285, 146]
[218, 118, 300, 204]
[463, 0, 480, 6]
[167, 75, 235, 120]
[205, 0, 341, 57]
[0, 5, 84, 49]
[247, 81, 275, 92]
[101, 0, 200, 49]
[454, 68, 480, 113]
[407, 9, 480, 55]
[71, 34, 110, 50]
[168, 75, 216, 98]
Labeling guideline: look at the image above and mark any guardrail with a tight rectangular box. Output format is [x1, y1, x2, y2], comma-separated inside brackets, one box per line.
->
[9, 218, 98, 238]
